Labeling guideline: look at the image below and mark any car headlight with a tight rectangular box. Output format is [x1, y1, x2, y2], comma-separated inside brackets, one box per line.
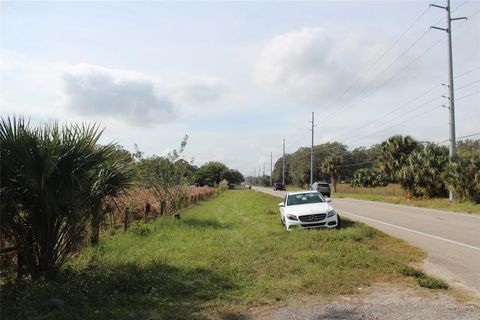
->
[327, 209, 336, 218]
[286, 214, 298, 221]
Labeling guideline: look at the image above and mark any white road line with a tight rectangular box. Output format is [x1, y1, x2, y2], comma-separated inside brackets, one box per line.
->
[341, 210, 480, 252]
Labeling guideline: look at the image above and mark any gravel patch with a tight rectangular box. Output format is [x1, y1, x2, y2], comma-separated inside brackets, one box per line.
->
[270, 285, 480, 320]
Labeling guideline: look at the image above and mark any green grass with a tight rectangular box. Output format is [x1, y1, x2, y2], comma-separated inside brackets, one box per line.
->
[399, 265, 449, 289]
[3, 190, 428, 319]
[334, 192, 480, 214]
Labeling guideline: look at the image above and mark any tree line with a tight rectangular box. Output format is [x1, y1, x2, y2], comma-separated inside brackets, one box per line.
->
[258, 135, 479, 203]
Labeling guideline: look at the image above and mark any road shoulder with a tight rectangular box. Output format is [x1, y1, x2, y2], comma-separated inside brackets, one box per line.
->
[261, 284, 480, 320]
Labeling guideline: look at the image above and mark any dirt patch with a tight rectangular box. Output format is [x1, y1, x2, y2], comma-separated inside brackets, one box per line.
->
[256, 284, 480, 320]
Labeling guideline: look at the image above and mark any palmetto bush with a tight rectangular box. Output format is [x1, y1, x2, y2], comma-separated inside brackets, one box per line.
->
[351, 168, 388, 188]
[0, 117, 131, 279]
[379, 135, 421, 182]
[444, 154, 480, 203]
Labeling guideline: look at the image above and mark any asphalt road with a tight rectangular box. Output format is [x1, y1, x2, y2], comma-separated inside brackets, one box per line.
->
[253, 186, 480, 297]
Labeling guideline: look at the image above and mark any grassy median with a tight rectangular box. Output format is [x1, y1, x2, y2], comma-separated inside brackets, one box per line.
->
[3, 190, 427, 319]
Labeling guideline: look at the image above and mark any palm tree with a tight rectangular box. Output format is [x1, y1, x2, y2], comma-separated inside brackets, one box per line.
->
[0, 117, 131, 279]
[404, 144, 448, 198]
[379, 135, 421, 181]
[320, 157, 342, 193]
[444, 154, 480, 203]
[88, 158, 133, 246]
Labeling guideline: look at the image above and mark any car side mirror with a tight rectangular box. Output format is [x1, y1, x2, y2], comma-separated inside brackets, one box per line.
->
[326, 198, 332, 203]
[278, 202, 285, 207]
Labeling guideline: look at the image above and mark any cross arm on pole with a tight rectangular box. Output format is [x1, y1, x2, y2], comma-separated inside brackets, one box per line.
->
[430, 26, 448, 32]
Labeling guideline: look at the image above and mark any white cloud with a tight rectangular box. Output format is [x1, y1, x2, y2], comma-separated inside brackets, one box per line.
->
[254, 27, 402, 106]
[1, 52, 232, 125]
[167, 75, 229, 105]
[62, 64, 176, 125]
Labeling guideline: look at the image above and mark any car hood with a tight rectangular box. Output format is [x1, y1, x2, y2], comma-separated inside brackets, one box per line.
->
[284, 203, 332, 215]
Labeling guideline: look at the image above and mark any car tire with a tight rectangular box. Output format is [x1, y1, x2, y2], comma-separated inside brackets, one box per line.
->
[336, 215, 342, 229]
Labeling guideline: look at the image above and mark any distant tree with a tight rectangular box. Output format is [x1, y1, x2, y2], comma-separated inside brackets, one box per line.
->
[175, 159, 198, 182]
[137, 135, 192, 213]
[320, 156, 343, 192]
[259, 175, 271, 187]
[194, 162, 229, 187]
[272, 155, 292, 184]
[224, 169, 244, 184]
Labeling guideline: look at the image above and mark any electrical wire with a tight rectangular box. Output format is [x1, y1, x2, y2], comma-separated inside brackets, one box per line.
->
[320, 5, 432, 116]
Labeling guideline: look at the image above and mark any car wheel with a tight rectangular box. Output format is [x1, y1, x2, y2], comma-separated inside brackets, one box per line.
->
[336, 215, 342, 229]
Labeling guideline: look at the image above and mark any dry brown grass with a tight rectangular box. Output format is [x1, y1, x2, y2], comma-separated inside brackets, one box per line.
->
[336, 183, 405, 197]
[114, 186, 216, 221]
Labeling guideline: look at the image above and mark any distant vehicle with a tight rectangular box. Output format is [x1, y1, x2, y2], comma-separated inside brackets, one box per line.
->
[273, 183, 286, 191]
[278, 190, 340, 230]
[311, 181, 331, 197]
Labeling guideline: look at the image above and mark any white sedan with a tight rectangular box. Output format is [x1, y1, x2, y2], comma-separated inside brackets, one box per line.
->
[279, 190, 340, 230]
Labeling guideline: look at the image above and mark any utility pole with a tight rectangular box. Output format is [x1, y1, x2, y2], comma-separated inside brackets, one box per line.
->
[282, 139, 286, 185]
[430, 0, 466, 201]
[270, 152, 273, 186]
[309, 112, 316, 186]
[259, 165, 261, 185]
[254, 168, 257, 186]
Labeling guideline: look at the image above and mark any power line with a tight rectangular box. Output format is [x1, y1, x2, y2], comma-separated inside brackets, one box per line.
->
[326, 32, 447, 122]
[320, 5, 432, 116]
[455, 89, 480, 101]
[455, 79, 480, 91]
[279, 9, 479, 163]
[457, 132, 480, 139]
[437, 132, 480, 144]
[321, 67, 479, 146]
[323, 3, 478, 124]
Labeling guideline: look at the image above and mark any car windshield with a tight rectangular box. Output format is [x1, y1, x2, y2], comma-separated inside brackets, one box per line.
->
[287, 193, 325, 206]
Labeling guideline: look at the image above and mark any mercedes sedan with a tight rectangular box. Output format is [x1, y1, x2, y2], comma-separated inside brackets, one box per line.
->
[279, 191, 340, 230]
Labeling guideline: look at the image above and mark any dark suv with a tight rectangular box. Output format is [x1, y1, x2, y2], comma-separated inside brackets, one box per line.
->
[273, 183, 286, 191]
[311, 182, 331, 197]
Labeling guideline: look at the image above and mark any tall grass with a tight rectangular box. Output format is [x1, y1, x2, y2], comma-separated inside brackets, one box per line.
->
[336, 183, 405, 197]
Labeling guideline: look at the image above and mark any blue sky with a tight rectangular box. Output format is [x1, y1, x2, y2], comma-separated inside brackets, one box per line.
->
[1, 0, 479, 175]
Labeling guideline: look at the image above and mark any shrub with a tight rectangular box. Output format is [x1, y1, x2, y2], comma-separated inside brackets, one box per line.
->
[130, 222, 154, 237]
[417, 276, 449, 289]
[443, 154, 480, 203]
[398, 265, 448, 289]
[217, 179, 229, 192]
[398, 265, 425, 278]
[404, 144, 449, 198]
[351, 168, 388, 188]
